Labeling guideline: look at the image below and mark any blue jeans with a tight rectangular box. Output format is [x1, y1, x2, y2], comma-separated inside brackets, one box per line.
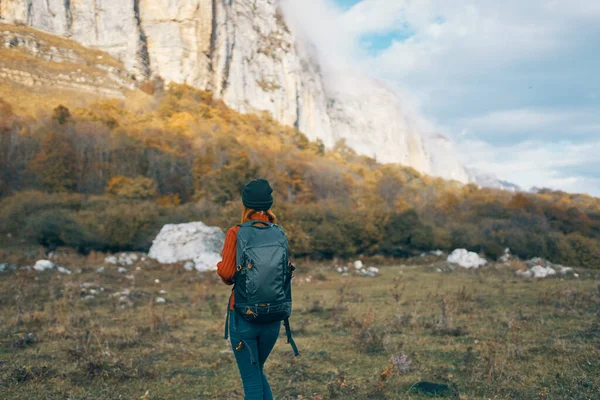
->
[229, 312, 281, 400]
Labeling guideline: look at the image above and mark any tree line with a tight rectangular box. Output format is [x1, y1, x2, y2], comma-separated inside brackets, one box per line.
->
[1, 85, 599, 267]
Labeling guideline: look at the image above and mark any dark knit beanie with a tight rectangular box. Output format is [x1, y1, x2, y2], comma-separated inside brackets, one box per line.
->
[242, 179, 273, 211]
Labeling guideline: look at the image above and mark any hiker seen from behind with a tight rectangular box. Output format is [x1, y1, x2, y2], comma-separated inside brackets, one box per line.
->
[217, 178, 299, 400]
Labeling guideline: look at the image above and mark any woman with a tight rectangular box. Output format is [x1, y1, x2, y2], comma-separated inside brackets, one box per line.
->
[217, 178, 292, 400]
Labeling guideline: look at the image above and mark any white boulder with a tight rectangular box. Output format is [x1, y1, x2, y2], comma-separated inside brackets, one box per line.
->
[148, 222, 225, 272]
[447, 249, 487, 269]
[33, 259, 55, 271]
[155, 297, 166, 304]
[353, 260, 364, 270]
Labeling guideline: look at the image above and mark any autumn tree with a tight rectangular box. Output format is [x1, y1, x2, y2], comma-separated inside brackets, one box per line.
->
[29, 131, 77, 192]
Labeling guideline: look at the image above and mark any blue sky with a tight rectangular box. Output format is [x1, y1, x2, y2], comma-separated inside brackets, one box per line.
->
[282, 0, 600, 196]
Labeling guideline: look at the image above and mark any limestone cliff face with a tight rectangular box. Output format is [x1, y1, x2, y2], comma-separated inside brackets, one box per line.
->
[0, 0, 468, 182]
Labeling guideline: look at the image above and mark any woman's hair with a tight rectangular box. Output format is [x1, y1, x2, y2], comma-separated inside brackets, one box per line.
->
[241, 206, 277, 224]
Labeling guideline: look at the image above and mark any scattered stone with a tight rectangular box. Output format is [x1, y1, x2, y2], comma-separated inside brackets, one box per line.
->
[517, 265, 556, 278]
[353, 260, 364, 269]
[499, 248, 512, 263]
[125, 275, 134, 280]
[155, 297, 166, 304]
[336, 266, 349, 274]
[104, 255, 117, 265]
[96, 267, 105, 273]
[148, 221, 225, 271]
[517, 257, 575, 279]
[57, 266, 72, 275]
[159, 289, 167, 295]
[355, 265, 379, 277]
[136, 266, 142, 271]
[154, 279, 160, 284]
[446, 249, 487, 269]
[80, 282, 98, 289]
[105, 253, 139, 266]
[430, 250, 444, 257]
[33, 259, 55, 271]
[183, 261, 195, 271]
[574, 273, 579, 278]
[82, 295, 95, 301]
[0, 264, 7, 272]
[118, 267, 128, 274]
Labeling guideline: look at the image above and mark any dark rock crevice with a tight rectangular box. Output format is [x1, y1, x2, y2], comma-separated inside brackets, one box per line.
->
[26, 0, 33, 25]
[133, 0, 151, 79]
[208, 0, 217, 71]
[294, 86, 301, 129]
[64, 0, 72, 34]
[221, 33, 234, 94]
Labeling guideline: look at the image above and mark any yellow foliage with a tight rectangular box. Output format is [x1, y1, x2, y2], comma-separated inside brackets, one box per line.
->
[106, 176, 156, 200]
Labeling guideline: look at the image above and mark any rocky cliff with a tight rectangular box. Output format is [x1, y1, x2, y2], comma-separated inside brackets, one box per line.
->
[0, 0, 468, 182]
[0, 23, 136, 98]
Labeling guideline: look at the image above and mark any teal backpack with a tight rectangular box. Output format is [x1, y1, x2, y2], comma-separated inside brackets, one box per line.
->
[224, 220, 299, 361]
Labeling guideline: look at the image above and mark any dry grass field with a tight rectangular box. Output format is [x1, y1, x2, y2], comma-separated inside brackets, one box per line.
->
[0, 249, 599, 399]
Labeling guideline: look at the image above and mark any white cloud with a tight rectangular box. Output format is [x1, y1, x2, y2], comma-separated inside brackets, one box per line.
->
[281, 0, 600, 196]
[456, 108, 600, 137]
[458, 139, 600, 196]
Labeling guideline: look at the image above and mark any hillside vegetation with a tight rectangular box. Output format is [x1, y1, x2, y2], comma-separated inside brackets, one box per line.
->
[1, 84, 599, 267]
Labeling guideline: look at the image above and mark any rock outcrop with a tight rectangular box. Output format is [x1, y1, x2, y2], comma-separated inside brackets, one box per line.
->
[0, 0, 468, 182]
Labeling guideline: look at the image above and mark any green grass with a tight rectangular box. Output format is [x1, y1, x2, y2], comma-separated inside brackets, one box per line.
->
[0, 252, 599, 399]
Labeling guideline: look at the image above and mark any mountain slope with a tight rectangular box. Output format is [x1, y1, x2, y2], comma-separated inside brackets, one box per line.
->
[0, 0, 468, 182]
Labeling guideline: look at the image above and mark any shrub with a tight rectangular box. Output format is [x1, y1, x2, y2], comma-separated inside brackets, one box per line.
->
[24, 209, 95, 251]
[97, 202, 160, 251]
[106, 176, 157, 200]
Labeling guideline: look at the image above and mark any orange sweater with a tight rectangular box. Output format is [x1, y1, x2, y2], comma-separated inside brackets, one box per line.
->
[217, 213, 272, 310]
